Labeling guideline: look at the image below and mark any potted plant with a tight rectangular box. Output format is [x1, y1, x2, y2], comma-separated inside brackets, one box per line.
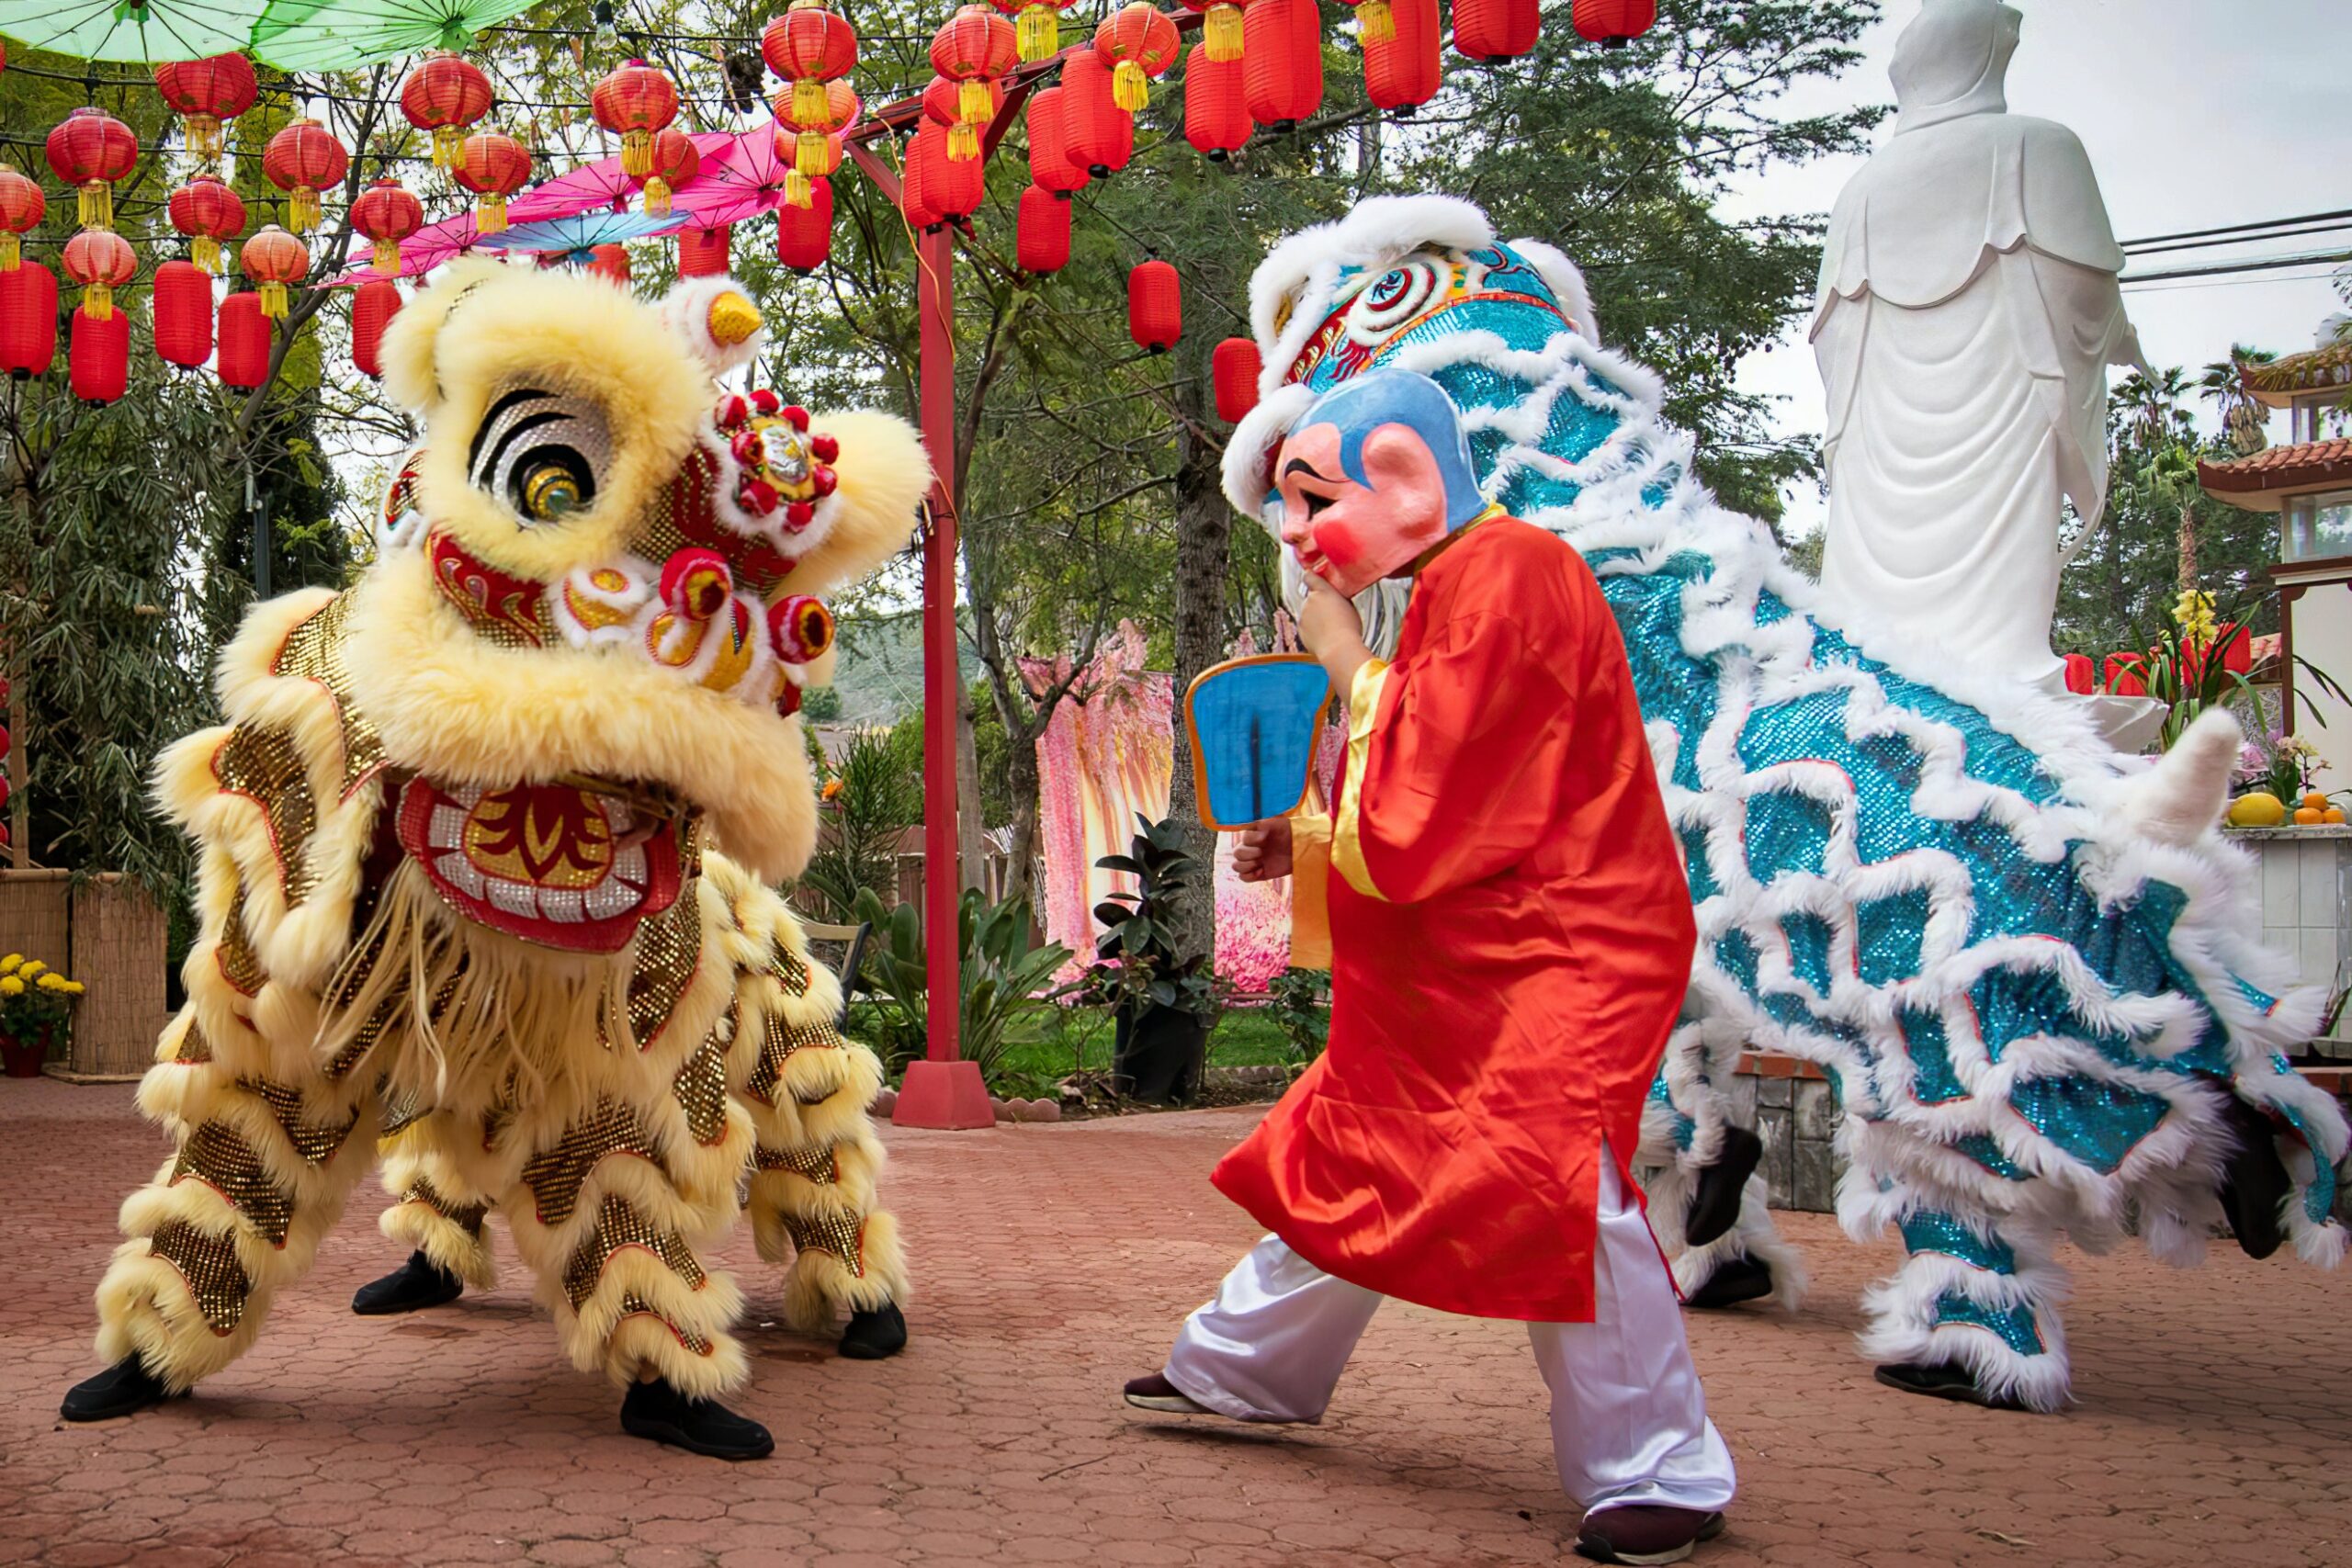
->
[851, 886, 1074, 1086]
[0, 953, 84, 1078]
[1088, 817, 1220, 1105]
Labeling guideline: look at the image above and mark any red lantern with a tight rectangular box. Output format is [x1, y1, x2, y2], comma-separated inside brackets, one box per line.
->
[69, 303, 128, 403]
[593, 60, 678, 178]
[1572, 0, 1657, 47]
[914, 121, 983, 225]
[353, 277, 400, 379]
[587, 243, 631, 287]
[153, 257, 212, 368]
[167, 172, 244, 276]
[350, 177, 424, 276]
[454, 130, 532, 234]
[62, 229, 135, 320]
[1026, 87, 1088, 196]
[777, 175, 833, 273]
[1364, 0, 1440, 108]
[1213, 336, 1261, 422]
[933, 5, 1020, 159]
[1184, 0, 1249, 62]
[1129, 257, 1181, 352]
[901, 128, 944, 231]
[994, 0, 1072, 62]
[153, 53, 257, 163]
[46, 107, 138, 231]
[240, 224, 309, 320]
[217, 291, 268, 389]
[1016, 184, 1070, 275]
[641, 127, 700, 216]
[1063, 51, 1134, 177]
[401, 51, 492, 168]
[1183, 44, 1250, 160]
[923, 73, 1004, 164]
[263, 117, 348, 234]
[1452, 0, 1539, 62]
[1094, 4, 1182, 111]
[778, 79, 859, 206]
[0, 167, 44, 273]
[764, 2, 860, 127]
[1244, 0, 1323, 129]
[0, 261, 58, 378]
[678, 222, 731, 277]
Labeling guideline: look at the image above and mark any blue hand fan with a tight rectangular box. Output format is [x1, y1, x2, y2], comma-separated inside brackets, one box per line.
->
[1184, 656, 1333, 831]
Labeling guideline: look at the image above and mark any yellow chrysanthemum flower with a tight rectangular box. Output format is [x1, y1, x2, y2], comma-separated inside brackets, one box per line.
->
[19, 959, 45, 979]
[62, 980, 85, 995]
[0, 976, 23, 998]
[37, 973, 64, 991]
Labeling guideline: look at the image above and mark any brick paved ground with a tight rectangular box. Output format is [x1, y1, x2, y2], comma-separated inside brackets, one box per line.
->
[4, 1078, 2348, 1568]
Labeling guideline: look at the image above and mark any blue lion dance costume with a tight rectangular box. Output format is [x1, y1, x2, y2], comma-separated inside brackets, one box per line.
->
[1224, 196, 2348, 1413]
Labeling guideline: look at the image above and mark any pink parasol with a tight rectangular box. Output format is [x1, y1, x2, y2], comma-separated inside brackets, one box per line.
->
[324, 130, 739, 286]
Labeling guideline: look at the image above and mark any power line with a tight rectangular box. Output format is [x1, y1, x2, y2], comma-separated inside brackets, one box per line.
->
[2125, 220, 2352, 260]
[2119, 249, 2352, 285]
[2119, 207, 2352, 251]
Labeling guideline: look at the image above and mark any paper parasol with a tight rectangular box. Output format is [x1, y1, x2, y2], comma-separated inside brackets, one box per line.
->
[248, 0, 537, 70]
[469, 209, 685, 263]
[0, 0, 266, 62]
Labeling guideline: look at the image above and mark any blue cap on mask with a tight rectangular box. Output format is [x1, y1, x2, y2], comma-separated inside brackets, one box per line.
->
[1296, 368, 1487, 531]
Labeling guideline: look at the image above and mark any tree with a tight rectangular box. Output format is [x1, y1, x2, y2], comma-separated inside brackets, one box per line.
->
[2200, 344, 2277, 457]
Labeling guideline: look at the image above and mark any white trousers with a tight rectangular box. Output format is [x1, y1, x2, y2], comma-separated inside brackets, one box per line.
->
[1164, 1148, 1736, 1515]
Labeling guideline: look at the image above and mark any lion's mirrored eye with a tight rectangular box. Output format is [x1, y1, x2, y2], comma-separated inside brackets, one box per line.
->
[1343, 258, 1443, 346]
[469, 385, 610, 527]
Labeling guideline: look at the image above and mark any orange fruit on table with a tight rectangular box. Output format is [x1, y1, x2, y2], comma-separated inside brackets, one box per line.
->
[2294, 806, 2325, 825]
[2303, 791, 2330, 809]
[2327, 807, 2347, 825]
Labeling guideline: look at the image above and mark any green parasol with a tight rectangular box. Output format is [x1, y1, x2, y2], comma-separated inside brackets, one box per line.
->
[0, 0, 266, 64]
[248, 0, 537, 71]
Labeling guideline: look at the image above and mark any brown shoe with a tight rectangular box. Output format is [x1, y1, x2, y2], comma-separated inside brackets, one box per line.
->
[1122, 1372, 1207, 1415]
[1575, 1506, 1725, 1565]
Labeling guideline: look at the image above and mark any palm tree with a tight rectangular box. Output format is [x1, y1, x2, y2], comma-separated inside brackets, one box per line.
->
[2199, 344, 2277, 457]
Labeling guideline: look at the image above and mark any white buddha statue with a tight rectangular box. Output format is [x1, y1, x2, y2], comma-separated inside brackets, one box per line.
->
[1811, 0, 2147, 708]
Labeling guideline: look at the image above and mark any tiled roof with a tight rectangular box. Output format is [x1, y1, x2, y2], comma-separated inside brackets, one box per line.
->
[2199, 437, 2352, 495]
[2244, 340, 2352, 398]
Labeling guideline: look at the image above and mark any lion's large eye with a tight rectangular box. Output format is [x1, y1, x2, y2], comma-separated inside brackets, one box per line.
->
[469, 386, 607, 526]
[1343, 259, 1443, 345]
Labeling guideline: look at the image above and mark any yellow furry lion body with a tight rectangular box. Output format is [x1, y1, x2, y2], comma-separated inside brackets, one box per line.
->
[89, 262, 925, 1402]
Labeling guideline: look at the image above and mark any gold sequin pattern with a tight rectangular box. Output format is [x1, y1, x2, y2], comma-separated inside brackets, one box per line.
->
[618, 886, 703, 1050]
[670, 1004, 734, 1146]
[774, 951, 811, 998]
[236, 1077, 359, 1167]
[320, 921, 392, 1081]
[270, 593, 386, 796]
[171, 1122, 294, 1245]
[561, 1193, 707, 1308]
[170, 1020, 213, 1065]
[211, 727, 321, 908]
[746, 1012, 844, 1108]
[215, 884, 266, 998]
[149, 1221, 253, 1333]
[783, 1211, 866, 1275]
[753, 1142, 839, 1183]
[402, 1179, 490, 1235]
[617, 1292, 714, 1355]
[520, 1099, 660, 1225]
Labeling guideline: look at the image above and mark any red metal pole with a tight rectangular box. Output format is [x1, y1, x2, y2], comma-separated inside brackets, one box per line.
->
[919, 223, 961, 1068]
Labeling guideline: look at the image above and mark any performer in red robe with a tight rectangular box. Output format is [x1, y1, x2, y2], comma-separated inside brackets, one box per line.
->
[1125, 371, 1736, 1566]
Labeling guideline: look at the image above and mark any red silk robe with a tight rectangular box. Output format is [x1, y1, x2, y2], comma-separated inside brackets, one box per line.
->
[1211, 517, 1696, 1324]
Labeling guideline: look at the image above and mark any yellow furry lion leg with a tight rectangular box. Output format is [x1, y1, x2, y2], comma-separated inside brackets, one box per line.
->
[376, 1112, 501, 1290]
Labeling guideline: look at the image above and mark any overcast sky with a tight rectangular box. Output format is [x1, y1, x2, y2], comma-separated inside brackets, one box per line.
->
[1717, 0, 2352, 536]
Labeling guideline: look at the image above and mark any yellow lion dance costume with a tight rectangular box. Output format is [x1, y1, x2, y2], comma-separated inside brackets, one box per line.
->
[61, 263, 926, 1459]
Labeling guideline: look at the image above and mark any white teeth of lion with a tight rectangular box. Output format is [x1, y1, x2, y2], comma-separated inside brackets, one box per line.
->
[606, 801, 635, 835]
[429, 806, 466, 851]
[613, 844, 647, 887]
[584, 878, 636, 919]
[487, 878, 536, 917]
[435, 852, 487, 898]
[537, 886, 588, 923]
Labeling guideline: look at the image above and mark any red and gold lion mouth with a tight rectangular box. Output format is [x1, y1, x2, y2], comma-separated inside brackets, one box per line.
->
[395, 775, 687, 953]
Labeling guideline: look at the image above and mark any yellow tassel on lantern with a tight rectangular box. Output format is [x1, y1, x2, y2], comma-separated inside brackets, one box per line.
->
[189, 114, 223, 161]
[259, 281, 288, 319]
[796, 128, 830, 176]
[192, 235, 220, 274]
[792, 78, 828, 122]
[78, 181, 113, 231]
[786, 169, 813, 209]
[0, 234, 17, 272]
[948, 120, 979, 161]
[1017, 5, 1058, 62]
[643, 176, 673, 216]
[433, 125, 463, 167]
[1205, 3, 1243, 61]
[621, 128, 652, 176]
[477, 192, 509, 234]
[958, 79, 993, 124]
[1355, 0, 1394, 42]
[290, 186, 321, 233]
[1112, 60, 1148, 111]
[373, 237, 401, 274]
[84, 282, 114, 321]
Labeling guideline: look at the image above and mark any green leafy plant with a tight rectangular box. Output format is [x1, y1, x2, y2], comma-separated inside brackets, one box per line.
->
[1086, 816, 1219, 1026]
[1266, 967, 1331, 1063]
[852, 886, 1074, 1088]
[797, 726, 922, 923]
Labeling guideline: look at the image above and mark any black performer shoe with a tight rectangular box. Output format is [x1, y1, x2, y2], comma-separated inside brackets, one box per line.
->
[1680, 1255, 1774, 1311]
[1574, 1505, 1725, 1565]
[2216, 1095, 2290, 1261]
[619, 1379, 775, 1461]
[60, 1355, 184, 1422]
[351, 1249, 466, 1315]
[1871, 1360, 2033, 1413]
[1121, 1372, 1208, 1415]
[838, 1302, 908, 1360]
[1682, 1125, 1762, 1249]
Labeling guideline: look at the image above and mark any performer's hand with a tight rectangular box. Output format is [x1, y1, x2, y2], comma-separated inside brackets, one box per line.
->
[1298, 572, 1372, 696]
[1234, 818, 1294, 883]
